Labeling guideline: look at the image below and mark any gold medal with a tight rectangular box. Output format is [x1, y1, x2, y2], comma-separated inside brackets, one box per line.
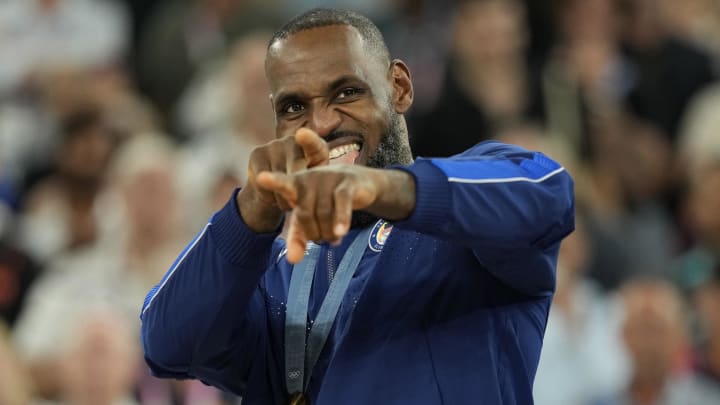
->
[288, 392, 309, 405]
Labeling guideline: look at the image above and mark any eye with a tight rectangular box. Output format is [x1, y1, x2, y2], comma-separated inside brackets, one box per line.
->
[336, 87, 363, 100]
[281, 102, 305, 114]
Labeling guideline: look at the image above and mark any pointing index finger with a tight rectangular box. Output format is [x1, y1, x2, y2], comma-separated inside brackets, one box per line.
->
[295, 128, 329, 167]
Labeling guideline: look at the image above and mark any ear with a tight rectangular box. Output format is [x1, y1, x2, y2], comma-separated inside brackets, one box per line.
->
[389, 59, 413, 114]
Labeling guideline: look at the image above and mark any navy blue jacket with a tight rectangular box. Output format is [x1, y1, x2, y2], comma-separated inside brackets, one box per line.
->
[140, 141, 575, 404]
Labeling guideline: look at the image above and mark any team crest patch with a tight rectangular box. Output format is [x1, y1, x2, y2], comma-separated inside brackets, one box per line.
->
[368, 220, 393, 252]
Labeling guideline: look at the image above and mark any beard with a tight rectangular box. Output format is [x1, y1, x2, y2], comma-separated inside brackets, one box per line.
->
[365, 111, 414, 169]
[351, 111, 413, 229]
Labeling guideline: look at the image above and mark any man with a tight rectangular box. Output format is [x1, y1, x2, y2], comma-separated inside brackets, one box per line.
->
[141, 8, 574, 405]
[594, 279, 720, 405]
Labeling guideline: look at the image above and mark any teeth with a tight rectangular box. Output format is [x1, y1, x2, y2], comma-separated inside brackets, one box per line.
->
[329, 143, 360, 159]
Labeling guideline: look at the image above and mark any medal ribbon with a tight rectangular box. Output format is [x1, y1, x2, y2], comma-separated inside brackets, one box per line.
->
[284, 227, 372, 398]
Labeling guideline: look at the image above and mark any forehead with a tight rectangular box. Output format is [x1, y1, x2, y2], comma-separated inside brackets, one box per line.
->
[265, 25, 376, 93]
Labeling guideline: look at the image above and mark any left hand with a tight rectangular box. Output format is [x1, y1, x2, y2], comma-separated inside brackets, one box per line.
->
[256, 165, 415, 263]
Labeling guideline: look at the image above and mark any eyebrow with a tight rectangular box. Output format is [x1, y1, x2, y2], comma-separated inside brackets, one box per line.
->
[273, 75, 367, 109]
[326, 75, 365, 92]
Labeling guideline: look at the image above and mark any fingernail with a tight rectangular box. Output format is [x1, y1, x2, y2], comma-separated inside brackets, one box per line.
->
[334, 223, 347, 237]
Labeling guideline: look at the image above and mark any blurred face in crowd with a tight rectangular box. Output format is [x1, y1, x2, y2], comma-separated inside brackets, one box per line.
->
[452, 0, 527, 63]
[593, 116, 671, 203]
[228, 34, 276, 143]
[59, 314, 139, 405]
[113, 137, 179, 238]
[621, 281, 686, 381]
[124, 165, 177, 233]
[556, 0, 618, 42]
[265, 24, 414, 169]
[58, 121, 116, 184]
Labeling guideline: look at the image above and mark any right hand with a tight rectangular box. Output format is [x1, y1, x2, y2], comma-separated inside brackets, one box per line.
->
[237, 128, 329, 233]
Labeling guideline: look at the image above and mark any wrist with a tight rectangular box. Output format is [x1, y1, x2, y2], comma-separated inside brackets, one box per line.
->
[367, 168, 416, 221]
[236, 187, 283, 233]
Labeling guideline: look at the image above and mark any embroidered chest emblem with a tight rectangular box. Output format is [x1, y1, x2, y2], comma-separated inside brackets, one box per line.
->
[368, 220, 393, 252]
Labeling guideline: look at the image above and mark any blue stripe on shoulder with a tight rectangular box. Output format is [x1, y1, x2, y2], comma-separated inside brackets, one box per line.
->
[430, 152, 561, 181]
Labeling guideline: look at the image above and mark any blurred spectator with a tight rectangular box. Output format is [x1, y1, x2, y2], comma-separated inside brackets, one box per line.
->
[33, 66, 159, 142]
[177, 31, 274, 148]
[595, 278, 720, 405]
[0, 177, 18, 238]
[107, 134, 188, 289]
[692, 267, 720, 384]
[411, 0, 543, 158]
[136, 0, 279, 133]
[658, 0, 720, 71]
[12, 250, 141, 399]
[42, 313, 141, 405]
[111, 134, 227, 404]
[383, 0, 453, 115]
[543, 0, 688, 290]
[673, 161, 720, 291]
[542, 0, 631, 159]
[534, 216, 630, 405]
[208, 170, 244, 213]
[278, 0, 395, 21]
[0, 241, 41, 328]
[11, 135, 189, 401]
[17, 108, 118, 262]
[617, 0, 715, 142]
[678, 83, 720, 174]
[1, 65, 157, 189]
[0, 321, 34, 405]
[177, 32, 275, 229]
[0, 0, 129, 95]
[577, 112, 678, 290]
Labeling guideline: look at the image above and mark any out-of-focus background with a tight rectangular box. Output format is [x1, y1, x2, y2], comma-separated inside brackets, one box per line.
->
[1, 0, 720, 404]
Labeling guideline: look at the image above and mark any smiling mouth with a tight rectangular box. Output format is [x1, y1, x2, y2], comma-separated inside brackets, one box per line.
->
[329, 142, 361, 164]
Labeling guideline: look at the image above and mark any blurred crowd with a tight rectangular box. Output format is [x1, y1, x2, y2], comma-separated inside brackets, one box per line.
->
[1, 0, 720, 404]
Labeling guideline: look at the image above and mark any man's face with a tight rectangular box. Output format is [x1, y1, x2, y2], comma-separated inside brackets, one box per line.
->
[265, 25, 413, 168]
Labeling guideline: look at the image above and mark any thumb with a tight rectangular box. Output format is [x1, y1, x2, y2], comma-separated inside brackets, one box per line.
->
[295, 128, 329, 168]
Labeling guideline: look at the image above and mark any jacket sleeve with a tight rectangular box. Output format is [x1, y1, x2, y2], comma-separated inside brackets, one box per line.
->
[394, 141, 575, 296]
[140, 191, 279, 393]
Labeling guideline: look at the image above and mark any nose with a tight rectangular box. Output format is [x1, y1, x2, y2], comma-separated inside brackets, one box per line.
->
[306, 104, 341, 139]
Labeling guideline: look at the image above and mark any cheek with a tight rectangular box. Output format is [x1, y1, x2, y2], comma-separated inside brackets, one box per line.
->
[357, 102, 391, 142]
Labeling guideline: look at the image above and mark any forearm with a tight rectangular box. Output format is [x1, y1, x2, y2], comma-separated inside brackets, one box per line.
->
[141, 191, 278, 378]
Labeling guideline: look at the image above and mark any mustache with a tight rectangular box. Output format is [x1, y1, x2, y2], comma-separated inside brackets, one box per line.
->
[324, 130, 364, 144]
